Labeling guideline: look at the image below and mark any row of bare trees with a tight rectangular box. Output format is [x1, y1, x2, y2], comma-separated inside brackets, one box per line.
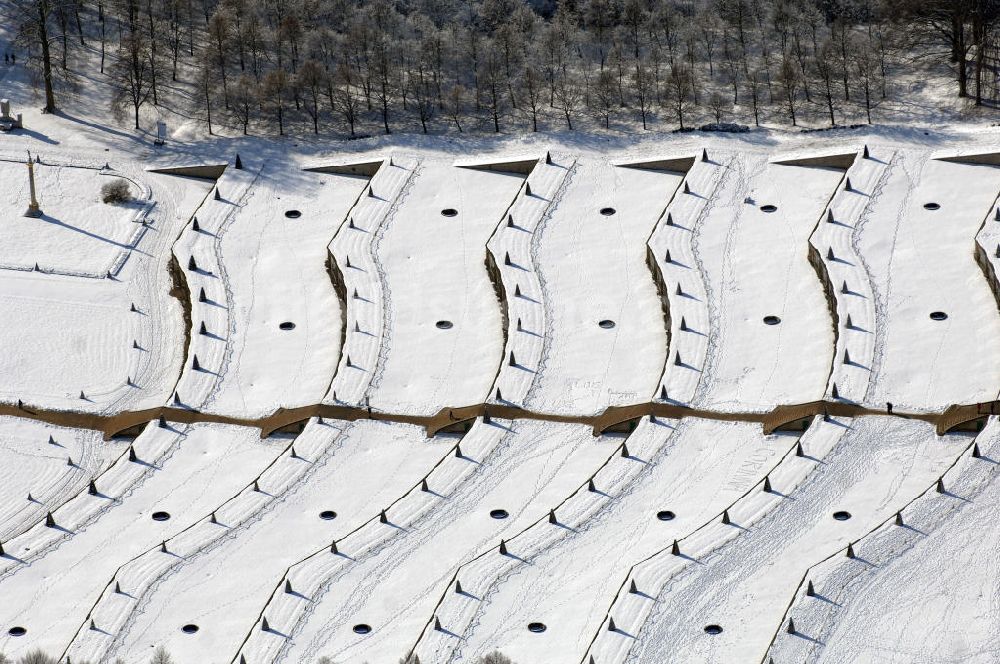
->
[7, 0, 999, 137]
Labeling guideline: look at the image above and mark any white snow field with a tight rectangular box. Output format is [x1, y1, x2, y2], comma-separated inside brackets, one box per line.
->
[694, 156, 842, 412]
[767, 417, 1000, 663]
[858, 153, 1000, 410]
[0, 417, 118, 541]
[368, 158, 524, 414]
[99, 421, 449, 664]
[268, 421, 608, 664]
[199, 161, 368, 417]
[617, 417, 964, 664]
[0, 151, 211, 414]
[0, 424, 282, 660]
[3, 131, 1000, 664]
[433, 420, 796, 663]
[524, 158, 681, 414]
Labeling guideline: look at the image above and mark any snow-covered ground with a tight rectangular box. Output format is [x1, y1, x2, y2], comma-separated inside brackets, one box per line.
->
[443, 420, 793, 663]
[200, 161, 367, 417]
[767, 417, 1000, 664]
[0, 147, 210, 415]
[524, 158, 681, 413]
[98, 421, 447, 664]
[694, 156, 842, 411]
[859, 153, 1000, 410]
[0, 423, 281, 659]
[0, 417, 118, 541]
[368, 159, 524, 414]
[272, 421, 607, 664]
[624, 417, 963, 663]
[3, 122, 1000, 664]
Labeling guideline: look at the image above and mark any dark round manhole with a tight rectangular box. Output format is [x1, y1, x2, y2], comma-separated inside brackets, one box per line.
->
[930, 311, 948, 321]
[151, 511, 171, 521]
[763, 315, 781, 325]
[598, 320, 616, 329]
[436, 320, 453, 330]
[527, 622, 547, 633]
[181, 624, 199, 634]
[656, 510, 676, 521]
[600, 207, 616, 216]
[760, 204, 778, 213]
[8, 626, 26, 637]
[353, 624, 372, 635]
[704, 624, 723, 635]
[490, 509, 509, 520]
[924, 202, 940, 211]
[285, 210, 302, 219]
[441, 208, 458, 217]
[319, 510, 337, 520]
[279, 322, 296, 330]
[833, 511, 852, 521]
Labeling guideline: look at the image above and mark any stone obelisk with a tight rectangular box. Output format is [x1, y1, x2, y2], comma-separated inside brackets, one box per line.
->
[24, 150, 42, 218]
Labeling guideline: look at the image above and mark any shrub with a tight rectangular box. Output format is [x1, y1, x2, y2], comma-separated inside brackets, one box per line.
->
[477, 653, 514, 664]
[150, 646, 173, 664]
[101, 178, 132, 204]
[18, 651, 55, 664]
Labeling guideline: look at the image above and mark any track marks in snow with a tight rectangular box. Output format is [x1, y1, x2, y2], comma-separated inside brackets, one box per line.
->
[648, 152, 729, 406]
[369, 162, 525, 414]
[767, 418, 1000, 663]
[694, 158, 842, 412]
[859, 156, 1000, 410]
[0, 424, 278, 660]
[621, 417, 962, 664]
[444, 420, 790, 663]
[328, 157, 418, 407]
[526, 159, 681, 414]
[810, 148, 891, 404]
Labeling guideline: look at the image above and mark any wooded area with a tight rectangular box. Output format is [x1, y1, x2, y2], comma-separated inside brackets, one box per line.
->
[8, 0, 1000, 136]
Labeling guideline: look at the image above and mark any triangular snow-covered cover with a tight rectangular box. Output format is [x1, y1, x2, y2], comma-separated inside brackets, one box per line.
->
[771, 150, 858, 170]
[303, 158, 385, 177]
[146, 162, 228, 180]
[935, 150, 1000, 166]
[614, 155, 697, 173]
[453, 154, 540, 175]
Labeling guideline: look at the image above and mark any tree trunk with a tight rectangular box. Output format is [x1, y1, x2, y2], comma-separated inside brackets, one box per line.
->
[39, 0, 56, 112]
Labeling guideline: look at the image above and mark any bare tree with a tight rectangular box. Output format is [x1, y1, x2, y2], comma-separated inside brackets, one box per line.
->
[261, 68, 288, 135]
[13, 0, 64, 111]
[297, 59, 326, 133]
[778, 54, 800, 126]
[814, 39, 840, 126]
[594, 68, 616, 127]
[666, 61, 693, 129]
[110, 31, 154, 129]
[230, 73, 257, 134]
[519, 65, 542, 132]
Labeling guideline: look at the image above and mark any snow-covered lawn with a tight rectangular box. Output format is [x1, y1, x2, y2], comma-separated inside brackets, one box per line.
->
[625, 417, 962, 663]
[0, 157, 148, 277]
[525, 158, 682, 413]
[275, 420, 606, 664]
[0, 153, 210, 414]
[767, 418, 999, 664]
[859, 153, 1000, 410]
[0, 417, 117, 541]
[2, 130, 1000, 664]
[104, 421, 447, 664]
[695, 156, 841, 411]
[0, 423, 280, 659]
[449, 420, 793, 663]
[202, 162, 367, 417]
[369, 159, 524, 414]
